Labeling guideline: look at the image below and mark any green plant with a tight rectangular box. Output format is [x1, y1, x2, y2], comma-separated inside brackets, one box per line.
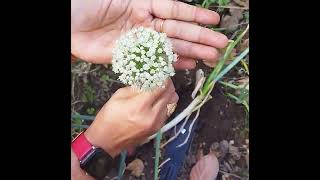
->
[86, 107, 96, 115]
[244, 11, 249, 22]
[154, 131, 162, 180]
[202, 0, 230, 9]
[101, 74, 110, 82]
[71, 113, 84, 138]
[224, 84, 249, 112]
[117, 150, 127, 180]
[71, 114, 94, 138]
[81, 84, 96, 103]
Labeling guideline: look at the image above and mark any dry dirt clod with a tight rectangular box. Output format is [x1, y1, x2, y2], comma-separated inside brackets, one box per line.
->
[224, 161, 233, 172]
[210, 142, 221, 158]
[222, 173, 230, 180]
[220, 3, 244, 31]
[126, 158, 144, 177]
[245, 153, 249, 168]
[220, 140, 230, 159]
[232, 0, 249, 8]
[229, 145, 241, 161]
[239, 38, 249, 52]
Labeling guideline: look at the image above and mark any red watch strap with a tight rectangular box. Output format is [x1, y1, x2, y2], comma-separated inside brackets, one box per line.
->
[71, 132, 93, 160]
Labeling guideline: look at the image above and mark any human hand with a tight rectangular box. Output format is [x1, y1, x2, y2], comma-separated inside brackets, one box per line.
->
[71, 0, 228, 69]
[84, 79, 178, 157]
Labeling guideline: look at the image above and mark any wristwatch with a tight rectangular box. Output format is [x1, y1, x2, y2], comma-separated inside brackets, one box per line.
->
[71, 132, 114, 179]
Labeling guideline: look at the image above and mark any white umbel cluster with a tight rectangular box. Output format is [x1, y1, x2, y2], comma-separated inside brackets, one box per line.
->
[112, 27, 177, 91]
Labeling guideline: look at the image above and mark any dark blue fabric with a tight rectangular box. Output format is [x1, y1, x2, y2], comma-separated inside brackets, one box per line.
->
[160, 117, 199, 180]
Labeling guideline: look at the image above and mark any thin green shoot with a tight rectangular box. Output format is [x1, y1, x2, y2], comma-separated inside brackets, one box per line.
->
[203, 25, 249, 94]
[117, 150, 127, 180]
[154, 131, 162, 180]
[219, 81, 239, 89]
[240, 59, 249, 75]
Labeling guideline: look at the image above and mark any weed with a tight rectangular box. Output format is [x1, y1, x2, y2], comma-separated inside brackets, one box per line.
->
[81, 84, 96, 103]
[86, 107, 96, 115]
[202, 0, 230, 9]
[71, 113, 84, 138]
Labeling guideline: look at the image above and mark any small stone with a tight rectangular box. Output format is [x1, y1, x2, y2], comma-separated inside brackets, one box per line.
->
[233, 166, 241, 173]
[126, 159, 144, 177]
[220, 140, 229, 159]
[229, 145, 241, 161]
[210, 142, 220, 151]
[224, 161, 233, 172]
[210, 142, 221, 158]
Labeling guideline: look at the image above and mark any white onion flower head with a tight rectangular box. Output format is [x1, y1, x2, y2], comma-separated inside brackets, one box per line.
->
[112, 27, 177, 91]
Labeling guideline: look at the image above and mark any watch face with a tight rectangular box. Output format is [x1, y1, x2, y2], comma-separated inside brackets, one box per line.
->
[80, 148, 113, 180]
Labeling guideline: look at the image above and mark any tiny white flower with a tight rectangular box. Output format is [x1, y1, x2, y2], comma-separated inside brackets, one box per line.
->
[151, 55, 156, 61]
[146, 51, 153, 57]
[143, 64, 150, 70]
[135, 56, 141, 62]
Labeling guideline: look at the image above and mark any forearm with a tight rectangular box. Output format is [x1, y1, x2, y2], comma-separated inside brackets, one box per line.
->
[71, 149, 94, 180]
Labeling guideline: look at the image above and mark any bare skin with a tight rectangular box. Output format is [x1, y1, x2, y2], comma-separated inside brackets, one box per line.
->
[71, 80, 178, 180]
[71, 0, 229, 69]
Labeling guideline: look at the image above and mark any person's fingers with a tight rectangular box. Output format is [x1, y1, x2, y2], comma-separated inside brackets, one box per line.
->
[170, 38, 220, 62]
[152, 90, 179, 129]
[203, 60, 218, 67]
[156, 91, 179, 129]
[173, 57, 197, 70]
[153, 90, 178, 112]
[112, 86, 137, 99]
[154, 19, 228, 48]
[137, 78, 174, 107]
[152, 79, 178, 113]
[150, 0, 220, 24]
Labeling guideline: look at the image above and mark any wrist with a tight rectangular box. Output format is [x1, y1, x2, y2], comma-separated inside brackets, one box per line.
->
[84, 125, 121, 158]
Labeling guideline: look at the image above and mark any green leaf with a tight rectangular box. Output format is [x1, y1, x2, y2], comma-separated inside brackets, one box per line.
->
[86, 108, 95, 115]
[101, 74, 110, 82]
[118, 150, 127, 180]
[218, 0, 229, 6]
[244, 11, 249, 22]
[82, 84, 96, 103]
